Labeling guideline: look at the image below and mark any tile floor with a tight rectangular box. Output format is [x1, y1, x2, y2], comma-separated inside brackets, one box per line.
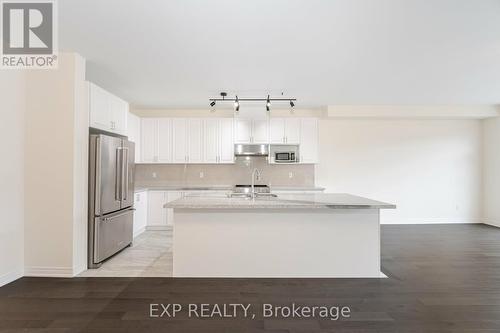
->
[78, 230, 172, 277]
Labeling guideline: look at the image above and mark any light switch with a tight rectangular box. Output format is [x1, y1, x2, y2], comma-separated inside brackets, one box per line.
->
[289, 172, 293, 179]
[152, 172, 157, 178]
[199, 171, 204, 178]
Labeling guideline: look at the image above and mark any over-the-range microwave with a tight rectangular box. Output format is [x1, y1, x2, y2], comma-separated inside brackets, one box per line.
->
[274, 151, 297, 163]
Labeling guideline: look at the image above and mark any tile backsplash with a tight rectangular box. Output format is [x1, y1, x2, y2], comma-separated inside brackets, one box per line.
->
[135, 157, 315, 187]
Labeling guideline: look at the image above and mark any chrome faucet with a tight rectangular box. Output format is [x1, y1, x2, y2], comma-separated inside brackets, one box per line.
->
[251, 168, 262, 199]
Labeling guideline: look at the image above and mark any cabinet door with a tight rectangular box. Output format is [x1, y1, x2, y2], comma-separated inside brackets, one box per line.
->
[172, 118, 188, 163]
[252, 119, 269, 143]
[219, 118, 234, 164]
[188, 118, 203, 163]
[285, 118, 301, 144]
[158, 118, 172, 163]
[300, 118, 319, 163]
[110, 95, 128, 135]
[166, 191, 183, 225]
[269, 118, 285, 144]
[133, 191, 148, 236]
[141, 118, 158, 163]
[234, 118, 252, 144]
[204, 118, 219, 163]
[89, 83, 111, 131]
[147, 191, 167, 226]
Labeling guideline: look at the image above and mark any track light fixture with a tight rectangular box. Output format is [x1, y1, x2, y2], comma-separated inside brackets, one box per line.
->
[234, 95, 240, 112]
[209, 92, 296, 112]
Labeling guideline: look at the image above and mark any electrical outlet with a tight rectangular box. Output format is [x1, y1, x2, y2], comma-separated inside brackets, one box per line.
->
[289, 172, 293, 179]
[152, 172, 157, 178]
[199, 171, 204, 178]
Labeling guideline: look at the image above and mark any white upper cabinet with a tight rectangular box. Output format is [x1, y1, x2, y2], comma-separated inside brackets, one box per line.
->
[188, 119, 203, 163]
[88, 82, 128, 136]
[299, 118, 319, 163]
[140, 118, 158, 163]
[109, 95, 128, 134]
[172, 118, 188, 163]
[234, 118, 268, 144]
[269, 118, 285, 144]
[203, 118, 219, 163]
[234, 118, 253, 144]
[218, 118, 234, 163]
[157, 118, 172, 163]
[269, 118, 300, 144]
[285, 118, 301, 144]
[252, 119, 269, 143]
[203, 118, 234, 164]
[89, 83, 110, 130]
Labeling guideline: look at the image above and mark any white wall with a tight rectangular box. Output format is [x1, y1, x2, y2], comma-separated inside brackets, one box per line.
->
[0, 72, 26, 286]
[316, 119, 483, 224]
[24, 53, 88, 277]
[483, 117, 500, 227]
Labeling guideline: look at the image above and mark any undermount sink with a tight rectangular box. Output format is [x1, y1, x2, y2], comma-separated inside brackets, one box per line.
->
[228, 185, 277, 198]
[227, 192, 278, 199]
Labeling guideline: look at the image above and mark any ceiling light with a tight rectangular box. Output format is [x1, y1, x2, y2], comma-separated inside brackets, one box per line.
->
[266, 95, 271, 112]
[234, 95, 240, 112]
[210, 100, 216, 107]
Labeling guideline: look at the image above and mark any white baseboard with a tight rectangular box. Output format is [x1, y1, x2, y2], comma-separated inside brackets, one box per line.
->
[0, 269, 23, 287]
[145, 225, 173, 231]
[133, 226, 146, 238]
[484, 220, 500, 228]
[381, 218, 482, 225]
[24, 266, 74, 278]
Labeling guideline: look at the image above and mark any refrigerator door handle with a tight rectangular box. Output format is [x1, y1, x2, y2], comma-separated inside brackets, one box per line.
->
[103, 208, 136, 222]
[115, 147, 123, 201]
[121, 147, 129, 202]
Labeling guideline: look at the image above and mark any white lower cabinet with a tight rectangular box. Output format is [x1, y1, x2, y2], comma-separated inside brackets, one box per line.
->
[133, 191, 148, 237]
[146, 190, 182, 229]
[147, 191, 167, 228]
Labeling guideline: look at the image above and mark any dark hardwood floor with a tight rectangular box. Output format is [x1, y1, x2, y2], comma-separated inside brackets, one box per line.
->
[1, 224, 500, 332]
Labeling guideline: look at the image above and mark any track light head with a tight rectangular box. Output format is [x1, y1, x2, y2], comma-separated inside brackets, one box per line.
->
[210, 100, 216, 107]
[290, 100, 295, 108]
[266, 95, 271, 111]
[234, 95, 240, 112]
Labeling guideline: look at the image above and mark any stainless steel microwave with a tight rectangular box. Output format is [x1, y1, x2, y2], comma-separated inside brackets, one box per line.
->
[275, 151, 297, 163]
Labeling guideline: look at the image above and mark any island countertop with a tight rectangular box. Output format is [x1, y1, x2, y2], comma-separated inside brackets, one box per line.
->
[165, 193, 396, 210]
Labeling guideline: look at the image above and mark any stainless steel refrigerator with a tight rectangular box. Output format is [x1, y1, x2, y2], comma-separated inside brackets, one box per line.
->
[88, 134, 135, 268]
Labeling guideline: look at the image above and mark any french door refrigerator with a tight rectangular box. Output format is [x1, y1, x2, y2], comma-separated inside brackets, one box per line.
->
[88, 134, 135, 268]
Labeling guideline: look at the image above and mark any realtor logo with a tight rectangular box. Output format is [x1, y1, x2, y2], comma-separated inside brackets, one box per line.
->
[1, 0, 57, 68]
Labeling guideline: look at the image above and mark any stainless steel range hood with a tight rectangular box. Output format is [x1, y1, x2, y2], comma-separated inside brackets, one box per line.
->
[234, 144, 269, 156]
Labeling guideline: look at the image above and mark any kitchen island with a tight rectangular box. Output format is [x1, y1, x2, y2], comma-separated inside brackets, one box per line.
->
[166, 193, 396, 278]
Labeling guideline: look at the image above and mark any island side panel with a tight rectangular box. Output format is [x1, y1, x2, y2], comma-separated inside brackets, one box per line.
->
[173, 208, 380, 278]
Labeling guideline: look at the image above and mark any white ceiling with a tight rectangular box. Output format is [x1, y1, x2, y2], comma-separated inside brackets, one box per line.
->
[60, 0, 500, 109]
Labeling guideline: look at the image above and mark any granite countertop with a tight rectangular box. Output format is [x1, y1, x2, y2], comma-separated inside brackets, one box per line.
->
[135, 185, 325, 192]
[164, 193, 396, 210]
